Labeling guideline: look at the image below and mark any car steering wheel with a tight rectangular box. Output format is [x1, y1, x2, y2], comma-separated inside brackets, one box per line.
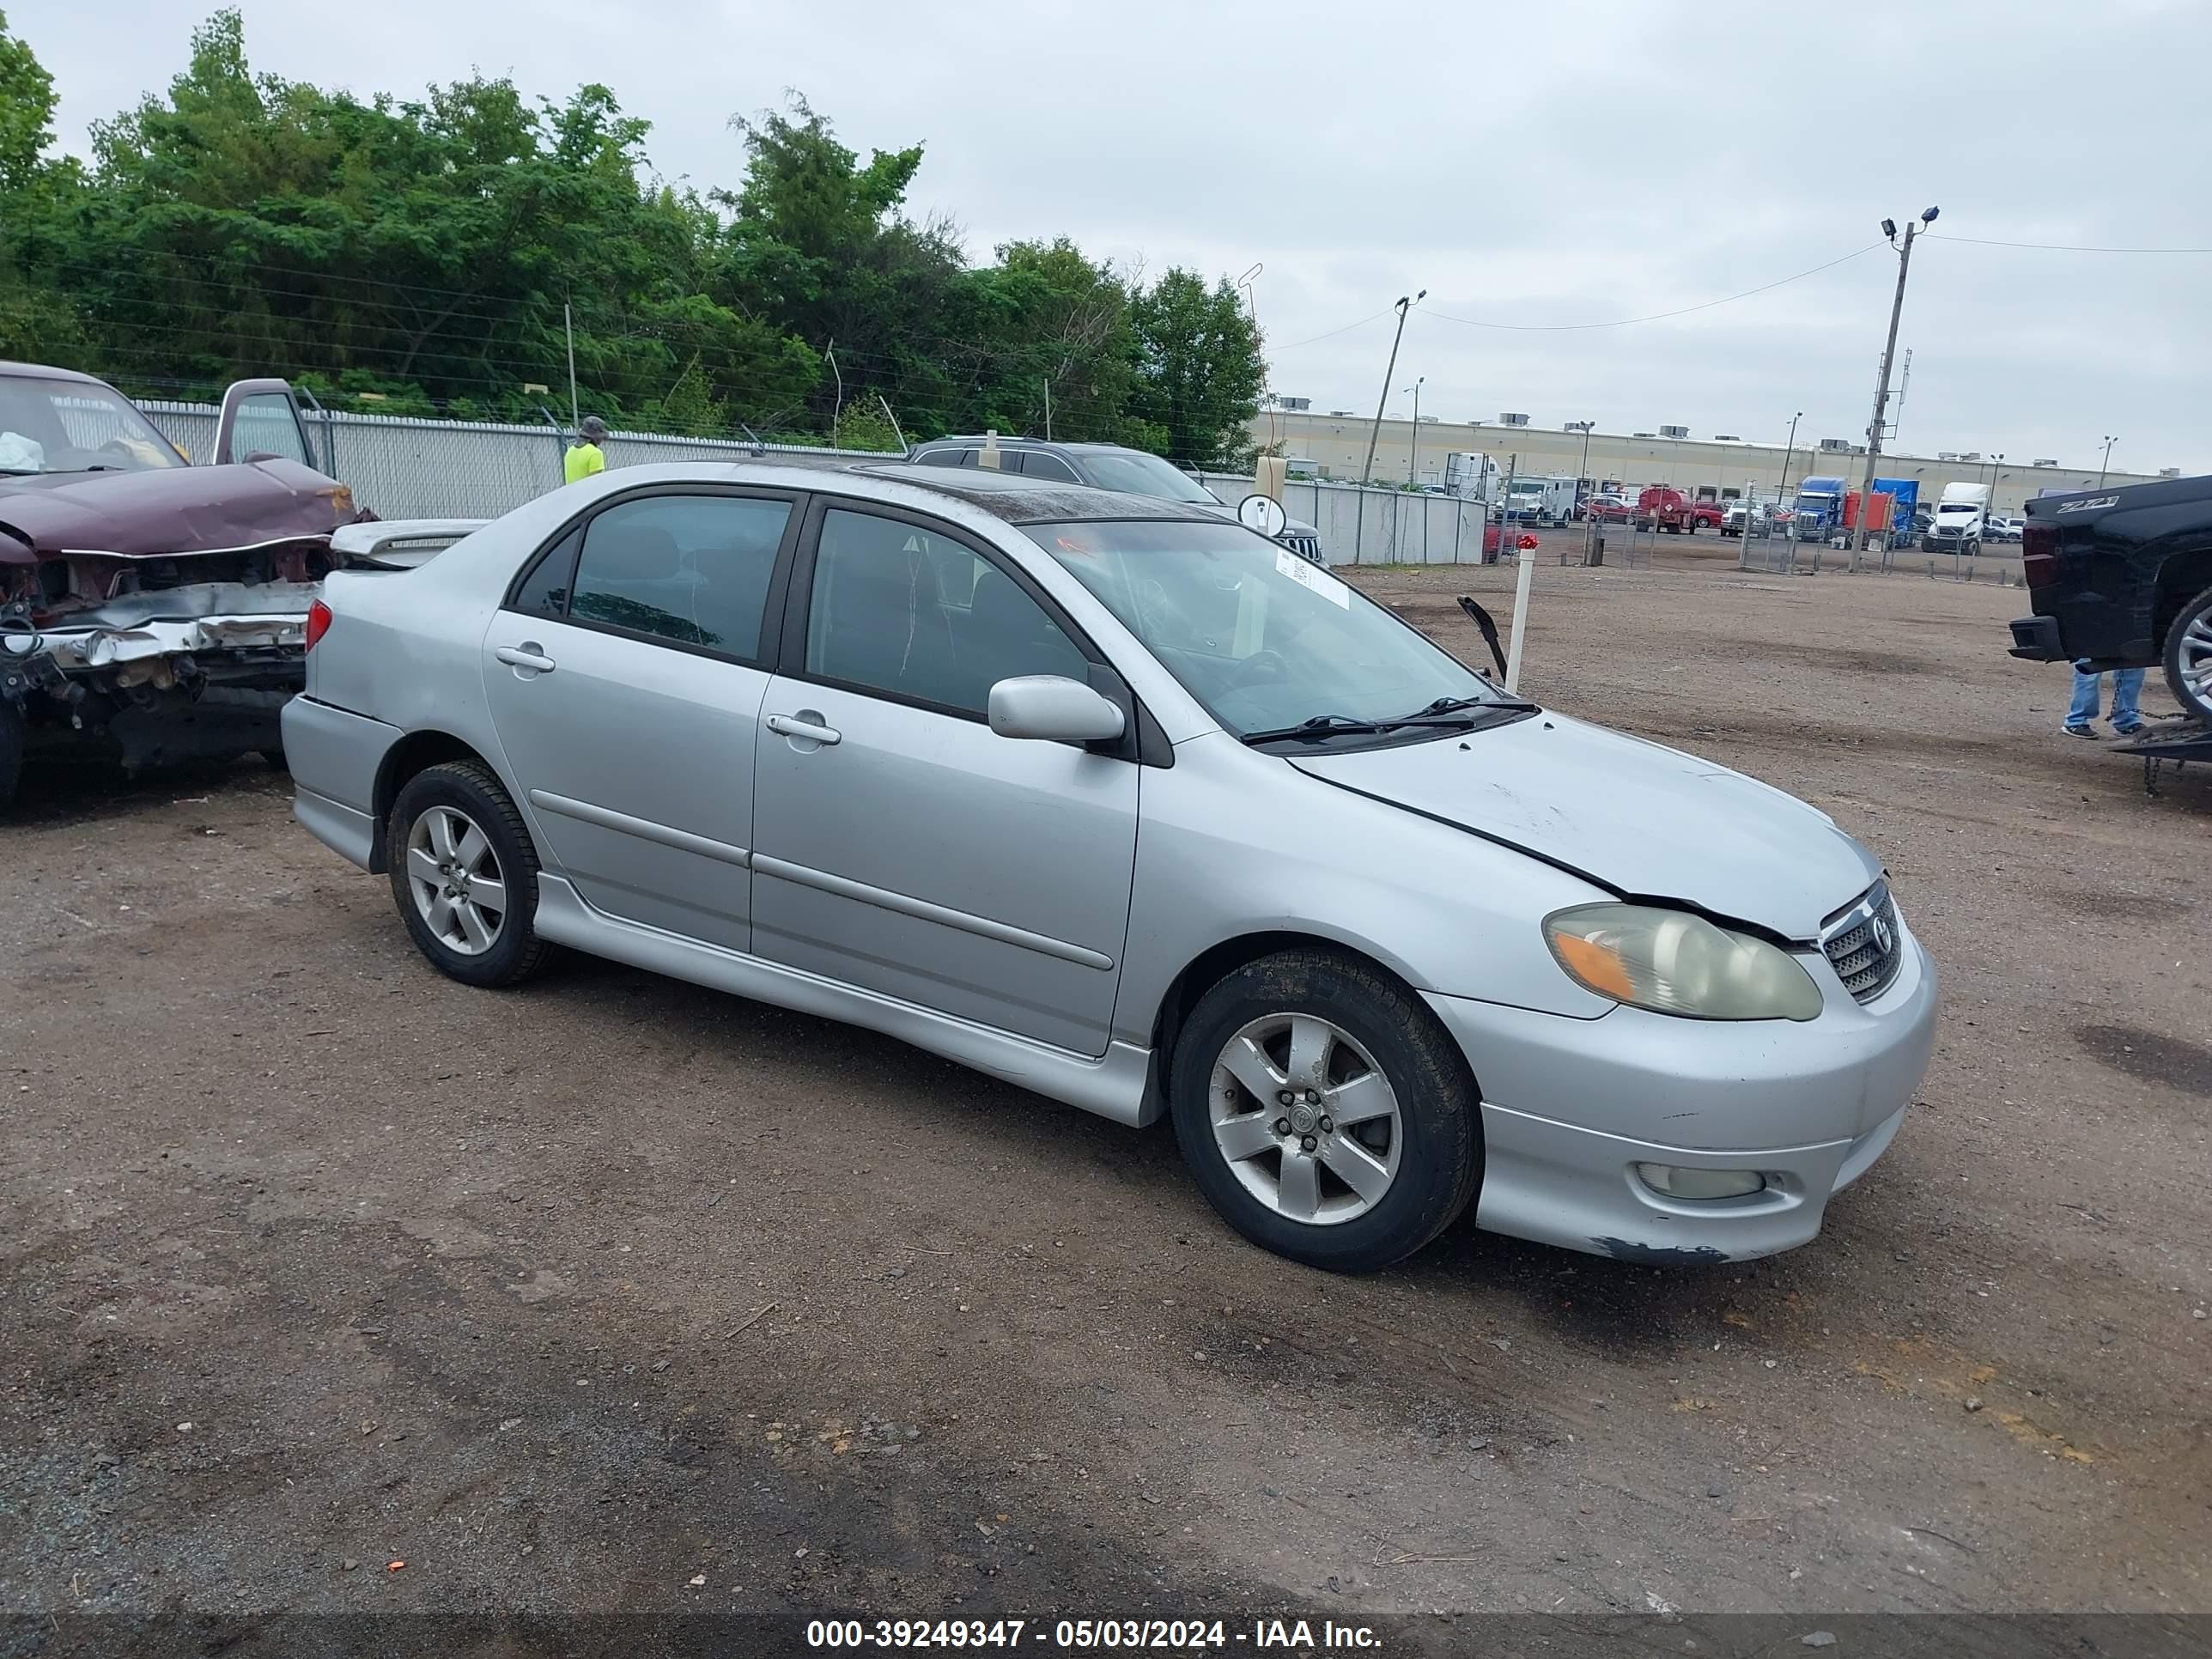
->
[1226, 648, 1289, 689]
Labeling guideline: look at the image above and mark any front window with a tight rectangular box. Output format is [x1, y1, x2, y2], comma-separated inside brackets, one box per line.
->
[1028, 519, 1508, 741]
[1073, 451, 1221, 506]
[0, 374, 185, 474]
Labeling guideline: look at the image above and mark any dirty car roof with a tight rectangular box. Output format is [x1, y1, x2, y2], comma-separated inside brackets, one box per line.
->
[848, 465, 1229, 526]
[0, 361, 114, 386]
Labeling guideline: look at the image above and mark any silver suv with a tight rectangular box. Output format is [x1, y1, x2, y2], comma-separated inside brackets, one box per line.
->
[908, 437, 1328, 566]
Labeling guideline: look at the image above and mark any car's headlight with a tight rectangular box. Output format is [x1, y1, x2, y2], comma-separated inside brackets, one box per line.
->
[1544, 904, 1822, 1021]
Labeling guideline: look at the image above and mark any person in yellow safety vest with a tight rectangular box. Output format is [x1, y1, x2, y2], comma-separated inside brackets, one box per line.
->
[563, 415, 609, 484]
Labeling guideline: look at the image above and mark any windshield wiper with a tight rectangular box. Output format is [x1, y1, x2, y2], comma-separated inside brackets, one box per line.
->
[1406, 694, 1538, 718]
[1240, 708, 1498, 746]
[1240, 714, 1397, 744]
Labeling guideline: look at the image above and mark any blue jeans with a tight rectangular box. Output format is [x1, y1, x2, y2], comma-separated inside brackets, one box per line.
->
[2068, 664, 2144, 729]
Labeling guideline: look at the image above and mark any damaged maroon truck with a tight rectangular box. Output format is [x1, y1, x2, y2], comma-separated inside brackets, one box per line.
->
[0, 363, 374, 805]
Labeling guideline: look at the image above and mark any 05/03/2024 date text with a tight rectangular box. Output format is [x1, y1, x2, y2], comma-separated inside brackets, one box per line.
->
[805, 1618, 1382, 1649]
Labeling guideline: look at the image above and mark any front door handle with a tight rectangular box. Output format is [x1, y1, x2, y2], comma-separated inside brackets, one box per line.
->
[766, 712, 842, 747]
[495, 644, 556, 673]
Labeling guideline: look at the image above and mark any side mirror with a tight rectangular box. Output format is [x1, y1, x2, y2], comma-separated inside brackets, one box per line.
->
[988, 675, 1125, 744]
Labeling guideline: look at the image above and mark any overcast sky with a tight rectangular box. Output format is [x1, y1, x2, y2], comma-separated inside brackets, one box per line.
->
[15, 0, 2210, 471]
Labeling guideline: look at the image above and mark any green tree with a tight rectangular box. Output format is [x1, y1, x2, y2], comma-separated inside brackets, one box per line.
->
[0, 6, 56, 193]
[1127, 269, 1266, 469]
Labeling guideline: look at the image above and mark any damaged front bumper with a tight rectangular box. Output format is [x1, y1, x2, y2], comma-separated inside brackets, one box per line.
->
[2, 580, 319, 774]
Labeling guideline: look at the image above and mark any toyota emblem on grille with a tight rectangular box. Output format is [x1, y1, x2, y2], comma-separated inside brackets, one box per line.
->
[1871, 912, 1893, 956]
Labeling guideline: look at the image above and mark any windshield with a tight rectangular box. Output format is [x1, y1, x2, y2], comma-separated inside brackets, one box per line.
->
[1937, 504, 1977, 517]
[1028, 519, 1505, 739]
[1076, 451, 1221, 506]
[0, 374, 185, 475]
[1508, 483, 1543, 499]
[1795, 491, 1832, 511]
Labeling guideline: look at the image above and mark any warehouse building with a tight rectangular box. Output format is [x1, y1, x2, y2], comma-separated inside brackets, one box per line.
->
[1246, 409, 2173, 517]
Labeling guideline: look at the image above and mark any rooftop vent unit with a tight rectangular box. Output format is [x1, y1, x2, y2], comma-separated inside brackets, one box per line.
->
[1960, 451, 1982, 461]
[1274, 395, 1311, 411]
[2033, 458, 2058, 467]
[1712, 434, 1741, 441]
[1937, 451, 1960, 461]
[1659, 424, 1689, 440]
[1498, 412, 1530, 427]
[2160, 466, 2183, 478]
[1817, 438, 1851, 453]
[1632, 432, 1655, 439]
[1328, 410, 1354, 416]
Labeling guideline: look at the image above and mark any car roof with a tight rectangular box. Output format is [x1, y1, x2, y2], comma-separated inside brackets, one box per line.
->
[0, 361, 113, 386]
[909, 435, 1146, 459]
[848, 465, 1226, 526]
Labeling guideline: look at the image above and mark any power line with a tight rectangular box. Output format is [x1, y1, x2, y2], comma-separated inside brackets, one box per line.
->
[1926, 233, 2212, 254]
[1419, 244, 1884, 333]
[1273, 310, 1394, 352]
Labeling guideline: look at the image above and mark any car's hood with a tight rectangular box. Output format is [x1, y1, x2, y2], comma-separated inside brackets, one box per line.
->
[1289, 714, 1881, 941]
[1194, 500, 1322, 538]
[0, 460, 359, 561]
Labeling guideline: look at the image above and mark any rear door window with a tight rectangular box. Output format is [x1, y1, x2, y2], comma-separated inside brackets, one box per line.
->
[568, 494, 793, 659]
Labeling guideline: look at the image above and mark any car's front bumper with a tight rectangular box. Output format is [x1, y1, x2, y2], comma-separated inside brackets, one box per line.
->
[1424, 933, 1936, 1262]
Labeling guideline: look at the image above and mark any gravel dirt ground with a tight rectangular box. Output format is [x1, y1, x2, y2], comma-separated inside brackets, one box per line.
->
[3, 550, 2206, 1647]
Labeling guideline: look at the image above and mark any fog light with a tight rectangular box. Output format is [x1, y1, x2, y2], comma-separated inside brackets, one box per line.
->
[1636, 1163, 1767, 1200]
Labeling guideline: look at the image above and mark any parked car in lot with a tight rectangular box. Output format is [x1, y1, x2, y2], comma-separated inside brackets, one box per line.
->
[1984, 514, 2024, 544]
[1583, 494, 1632, 524]
[0, 362, 372, 805]
[908, 436, 1328, 567]
[2010, 472, 2212, 724]
[285, 462, 1936, 1272]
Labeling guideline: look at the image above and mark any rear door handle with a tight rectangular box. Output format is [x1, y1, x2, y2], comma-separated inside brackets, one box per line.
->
[766, 713, 841, 746]
[495, 644, 556, 673]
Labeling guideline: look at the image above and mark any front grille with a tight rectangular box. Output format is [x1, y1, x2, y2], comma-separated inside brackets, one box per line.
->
[1821, 880, 1904, 1003]
[1276, 533, 1325, 565]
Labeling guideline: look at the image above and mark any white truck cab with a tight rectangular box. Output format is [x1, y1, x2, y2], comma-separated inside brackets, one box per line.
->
[1927, 482, 1991, 551]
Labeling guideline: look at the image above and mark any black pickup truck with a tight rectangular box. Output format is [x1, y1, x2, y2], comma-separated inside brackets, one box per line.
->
[2008, 474, 2212, 725]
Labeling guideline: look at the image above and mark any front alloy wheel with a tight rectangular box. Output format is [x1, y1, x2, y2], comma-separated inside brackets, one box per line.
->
[1210, 1013, 1402, 1224]
[1170, 948, 1480, 1272]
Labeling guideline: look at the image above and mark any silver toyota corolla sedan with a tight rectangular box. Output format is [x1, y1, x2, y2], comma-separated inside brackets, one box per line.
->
[283, 462, 1936, 1272]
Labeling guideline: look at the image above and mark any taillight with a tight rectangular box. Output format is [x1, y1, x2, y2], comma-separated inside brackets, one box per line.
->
[304, 599, 332, 650]
[2021, 523, 2060, 589]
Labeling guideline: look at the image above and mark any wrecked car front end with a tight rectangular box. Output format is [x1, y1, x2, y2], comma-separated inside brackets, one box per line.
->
[0, 482, 369, 798]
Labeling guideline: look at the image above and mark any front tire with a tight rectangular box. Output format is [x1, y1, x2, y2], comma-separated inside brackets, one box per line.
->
[1169, 950, 1480, 1272]
[386, 761, 549, 988]
[2165, 586, 2212, 724]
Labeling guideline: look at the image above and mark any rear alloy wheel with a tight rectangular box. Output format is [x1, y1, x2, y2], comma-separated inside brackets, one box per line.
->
[2165, 586, 2212, 725]
[1170, 950, 1480, 1272]
[386, 761, 548, 988]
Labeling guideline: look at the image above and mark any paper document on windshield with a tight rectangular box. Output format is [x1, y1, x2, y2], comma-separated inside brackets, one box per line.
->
[1275, 548, 1349, 608]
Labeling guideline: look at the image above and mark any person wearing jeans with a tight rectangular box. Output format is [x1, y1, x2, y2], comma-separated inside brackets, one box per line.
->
[2064, 660, 2146, 738]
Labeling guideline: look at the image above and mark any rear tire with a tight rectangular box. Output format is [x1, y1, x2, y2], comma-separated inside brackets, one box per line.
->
[1169, 949, 1480, 1272]
[2164, 585, 2212, 725]
[386, 760, 549, 988]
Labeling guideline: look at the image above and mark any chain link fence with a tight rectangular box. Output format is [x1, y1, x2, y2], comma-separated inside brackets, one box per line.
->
[140, 401, 893, 522]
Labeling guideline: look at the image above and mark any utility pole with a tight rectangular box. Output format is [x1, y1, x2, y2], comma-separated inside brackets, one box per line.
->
[1855, 209, 1937, 564]
[1043, 378, 1053, 441]
[1403, 376, 1425, 485]
[1356, 290, 1422, 563]
[563, 301, 580, 430]
[1778, 410, 1803, 510]
[2099, 435, 2117, 486]
[1567, 421, 1595, 495]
